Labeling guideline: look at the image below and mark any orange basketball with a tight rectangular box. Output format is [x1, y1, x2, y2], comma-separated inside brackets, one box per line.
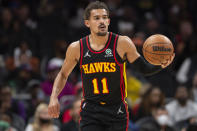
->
[142, 34, 174, 65]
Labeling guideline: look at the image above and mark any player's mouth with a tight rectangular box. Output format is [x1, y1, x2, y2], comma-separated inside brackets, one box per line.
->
[98, 25, 106, 30]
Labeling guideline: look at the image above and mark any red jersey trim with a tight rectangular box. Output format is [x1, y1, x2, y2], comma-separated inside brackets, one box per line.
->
[120, 64, 124, 101]
[80, 39, 85, 97]
[86, 32, 112, 54]
[120, 64, 129, 131]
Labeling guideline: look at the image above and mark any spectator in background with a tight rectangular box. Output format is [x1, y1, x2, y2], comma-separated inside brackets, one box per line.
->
[180, 117, 197, 131]
[0, 55, 7, 83]
[61, 99, 81, 131]
[0, 112, 18, 131]
[0, 85, 26, 120]
[17, 4, 37, 30]
[191, 72, 197, 102]
[14, 4, 38, 54]
[0, 8, 13, 55]
[0, 120, 10, 131]
[29, 57, 42, 80]
[62, 87, 82, 123]
[132, 32, 145, 54]
[51, 40, 67, 60]
[3, 56, 16, 83]
[176, 54, 197, 86]
[37, 0, 54, 17]
[174, 20, 194, 70]
[185, 118, 197, 131]
[25, 103, 59, 131]
[0, 98, 25, 131]
[48, 40, 79, 85]
[133, 86, 165, 122]
[166, 86, 197, 125]
[12, 64, 32, 92]
[41, 60, 74, 102]
[74, 81, 83, 100]
[136, 107, 175, 131]
[14, 41, 32, 68]
[144, 14, 162, 36]
[25, 80, 46, 119]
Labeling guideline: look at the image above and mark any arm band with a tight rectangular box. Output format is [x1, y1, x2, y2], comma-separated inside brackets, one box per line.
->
[131, 56, 162, 76]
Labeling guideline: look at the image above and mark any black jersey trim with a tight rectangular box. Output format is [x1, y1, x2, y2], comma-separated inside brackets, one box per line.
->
[113, 35, 122, 66]
[113, 35, 125, 65]
[86, 32, 112, 53]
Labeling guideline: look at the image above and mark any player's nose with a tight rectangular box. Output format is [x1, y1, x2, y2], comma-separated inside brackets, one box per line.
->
[99, 18, 105, 23]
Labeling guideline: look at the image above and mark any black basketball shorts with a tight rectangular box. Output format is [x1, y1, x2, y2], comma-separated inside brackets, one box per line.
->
[79, 100, 129, 131]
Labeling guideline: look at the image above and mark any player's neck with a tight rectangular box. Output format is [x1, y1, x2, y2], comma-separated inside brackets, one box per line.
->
[89, 32, 109, 46]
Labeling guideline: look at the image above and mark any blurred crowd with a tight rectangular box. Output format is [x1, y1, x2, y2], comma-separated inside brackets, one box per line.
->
[0, 0, 197, 131]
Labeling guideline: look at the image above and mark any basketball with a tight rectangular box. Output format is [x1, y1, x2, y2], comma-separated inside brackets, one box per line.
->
[142, 34, 174, 65]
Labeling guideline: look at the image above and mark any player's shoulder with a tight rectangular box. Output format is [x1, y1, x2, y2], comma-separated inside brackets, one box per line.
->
[118, 35, 132, 43]
[67, 41, 81, 53]
[66, 41, 80, 60]
[117, 35, 134, 49]
[69, 40, 80, 49]
[116, 35, 137, 54]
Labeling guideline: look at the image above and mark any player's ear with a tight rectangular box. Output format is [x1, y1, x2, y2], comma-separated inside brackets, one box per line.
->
[84, 20, 90, 28]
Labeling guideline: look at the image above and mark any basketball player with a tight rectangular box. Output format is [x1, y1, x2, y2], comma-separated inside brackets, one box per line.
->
[48, 1, 174, 131]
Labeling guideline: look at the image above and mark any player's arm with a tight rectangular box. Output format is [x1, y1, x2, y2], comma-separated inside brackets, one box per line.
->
[117, 36, 170, 76]
[48, 41, 80, 118]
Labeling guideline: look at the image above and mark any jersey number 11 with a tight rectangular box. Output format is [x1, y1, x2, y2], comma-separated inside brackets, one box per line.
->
[92, 78, 109, 94]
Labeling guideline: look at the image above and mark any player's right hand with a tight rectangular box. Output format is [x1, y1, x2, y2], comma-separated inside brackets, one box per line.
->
[48, 97, 60, 118]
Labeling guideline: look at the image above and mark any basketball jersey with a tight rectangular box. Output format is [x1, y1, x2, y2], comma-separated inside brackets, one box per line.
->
[79, 32, 127, 105]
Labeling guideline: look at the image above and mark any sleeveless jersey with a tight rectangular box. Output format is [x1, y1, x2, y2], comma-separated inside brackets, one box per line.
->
[79, 32, 127, 105]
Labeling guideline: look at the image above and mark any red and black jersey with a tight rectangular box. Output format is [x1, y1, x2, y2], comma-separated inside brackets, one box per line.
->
[79, 32, 127, 105]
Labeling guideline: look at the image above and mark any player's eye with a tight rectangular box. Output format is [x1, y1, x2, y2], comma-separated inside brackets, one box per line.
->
[94, 16, 100, 20]
[103, 16, 108, 19]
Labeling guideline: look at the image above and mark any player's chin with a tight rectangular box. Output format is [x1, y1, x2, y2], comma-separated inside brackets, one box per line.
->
[97, 31, 107, 36]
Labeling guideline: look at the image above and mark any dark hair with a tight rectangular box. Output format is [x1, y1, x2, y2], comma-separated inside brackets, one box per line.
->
[83, 1, 109, 20]
[140, 86, 165, 115]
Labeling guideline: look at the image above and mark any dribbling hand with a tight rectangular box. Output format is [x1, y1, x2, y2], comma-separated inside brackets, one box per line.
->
[161, 53, 175, 68]
[48, 97, 60, 118]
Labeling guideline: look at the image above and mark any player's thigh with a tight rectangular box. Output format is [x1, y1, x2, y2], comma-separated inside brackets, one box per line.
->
[80, 124, 106, 131]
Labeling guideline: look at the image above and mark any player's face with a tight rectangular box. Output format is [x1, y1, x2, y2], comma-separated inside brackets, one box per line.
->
[85, 9, 110, 36]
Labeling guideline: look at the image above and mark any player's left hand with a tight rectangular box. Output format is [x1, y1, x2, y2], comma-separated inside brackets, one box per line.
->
[161, 53, 175, 68]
